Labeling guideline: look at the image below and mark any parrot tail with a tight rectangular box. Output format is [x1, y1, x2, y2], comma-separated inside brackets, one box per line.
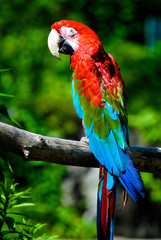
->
[97, 165, 118, 240]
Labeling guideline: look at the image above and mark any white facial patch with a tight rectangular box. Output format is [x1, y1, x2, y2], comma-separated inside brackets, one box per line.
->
[60, 26, 77, 38]
[60, 26, 79, 52]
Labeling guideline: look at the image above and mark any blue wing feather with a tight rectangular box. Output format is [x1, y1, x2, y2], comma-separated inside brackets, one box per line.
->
[119, 157, 145, 202]
[72, 81, 83, 119]
[105, 101, 118, 120]
[72, 79, 145, 202]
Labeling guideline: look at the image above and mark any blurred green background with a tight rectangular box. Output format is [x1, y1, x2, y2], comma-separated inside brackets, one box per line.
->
[0, 0, 161, 238]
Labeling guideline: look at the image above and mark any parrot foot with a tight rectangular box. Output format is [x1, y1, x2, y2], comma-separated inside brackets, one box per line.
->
[80, 136, 89, 145]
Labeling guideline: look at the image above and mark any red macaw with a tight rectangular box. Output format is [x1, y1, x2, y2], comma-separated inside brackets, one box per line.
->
[48, 20, 145, 240]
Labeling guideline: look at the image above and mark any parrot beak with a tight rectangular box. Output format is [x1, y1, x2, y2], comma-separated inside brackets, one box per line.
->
[48, 29, 62, 60]
[48, 29, 74, 60]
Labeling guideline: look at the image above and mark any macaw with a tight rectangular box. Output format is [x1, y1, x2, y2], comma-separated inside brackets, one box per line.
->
[48, 20, 145, 240]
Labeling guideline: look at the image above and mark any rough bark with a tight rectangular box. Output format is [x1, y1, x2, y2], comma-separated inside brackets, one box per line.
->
[0, 122, 161, 174]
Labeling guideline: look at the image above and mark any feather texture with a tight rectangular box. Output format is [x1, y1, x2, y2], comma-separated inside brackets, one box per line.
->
[97, 166, 118, 240]
[49, 20, 145, 240]
[70, 38, 145, 239]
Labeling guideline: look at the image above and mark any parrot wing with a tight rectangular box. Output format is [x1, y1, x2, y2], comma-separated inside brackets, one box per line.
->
[72, 52, 145, 199]
[72, 53, 128, 179]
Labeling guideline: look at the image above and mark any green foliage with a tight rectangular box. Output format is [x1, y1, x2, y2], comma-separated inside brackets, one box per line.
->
[0, 0, 160, 144]
[0, 156, 96, 239]
[53, 206, 96, 239]
[0, 0, 161, 238]
[141, 172, 161, 202]
[107, 41, 161, 145]
[0, 159, 57, 240]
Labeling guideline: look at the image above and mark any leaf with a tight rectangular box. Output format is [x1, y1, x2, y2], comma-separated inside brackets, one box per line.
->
[11, 188, 31, 199]
[0, 193, 6, 204]
[12, 203, 35, 208]
[7, 212, 30, 218]
[10, 117, 23, 129]
[5, 216, 16, 230]
[34, 223, 46, 232]
[0, 93, 14, 98]
[16, 221, 36, 228]
[36, 235, 58, 240]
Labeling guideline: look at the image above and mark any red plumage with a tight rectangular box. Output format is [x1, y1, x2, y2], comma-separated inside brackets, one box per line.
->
[99, 166, 117, 240]
[48, 20, 145, 240]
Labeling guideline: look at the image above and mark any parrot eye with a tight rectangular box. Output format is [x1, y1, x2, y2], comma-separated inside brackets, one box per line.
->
[60, 26, 77, 38]
[68, 28, 77, 37]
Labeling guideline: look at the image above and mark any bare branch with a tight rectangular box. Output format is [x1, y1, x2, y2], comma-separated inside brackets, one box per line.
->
[0, 122, 161, 174]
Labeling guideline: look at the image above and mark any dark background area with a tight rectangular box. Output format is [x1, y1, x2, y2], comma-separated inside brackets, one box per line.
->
[0, 0, 161, 238]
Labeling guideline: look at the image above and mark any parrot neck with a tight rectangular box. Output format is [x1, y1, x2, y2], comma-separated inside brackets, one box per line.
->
[70, 44, 106, 71]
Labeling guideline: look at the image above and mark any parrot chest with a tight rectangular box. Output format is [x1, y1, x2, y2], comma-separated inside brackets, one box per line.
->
[71, 54, 105, 110]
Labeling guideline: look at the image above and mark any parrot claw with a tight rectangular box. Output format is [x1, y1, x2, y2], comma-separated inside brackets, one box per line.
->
[123, 189, 128, 208]
[80, 136, 89, 145]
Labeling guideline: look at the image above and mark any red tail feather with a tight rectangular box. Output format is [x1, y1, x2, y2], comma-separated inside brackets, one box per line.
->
[98, 166, 118, 240]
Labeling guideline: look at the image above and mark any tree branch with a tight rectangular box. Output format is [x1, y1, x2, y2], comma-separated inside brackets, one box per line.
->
[0, 122, 161, 174]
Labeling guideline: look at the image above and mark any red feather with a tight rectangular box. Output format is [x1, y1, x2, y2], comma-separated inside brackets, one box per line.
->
[99, 166, 117, 240]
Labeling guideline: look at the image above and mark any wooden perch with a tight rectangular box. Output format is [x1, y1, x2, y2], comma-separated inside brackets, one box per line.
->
[0, 122, 161, 174]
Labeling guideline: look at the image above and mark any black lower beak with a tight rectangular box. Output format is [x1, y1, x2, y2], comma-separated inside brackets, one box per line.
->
[58, 37, 74, 56]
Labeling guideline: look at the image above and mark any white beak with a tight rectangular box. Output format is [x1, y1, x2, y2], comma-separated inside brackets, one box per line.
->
[48, 29, 61, 60]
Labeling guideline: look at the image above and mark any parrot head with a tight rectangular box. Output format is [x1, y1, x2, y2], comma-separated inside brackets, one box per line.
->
[48, 20, 102, 62]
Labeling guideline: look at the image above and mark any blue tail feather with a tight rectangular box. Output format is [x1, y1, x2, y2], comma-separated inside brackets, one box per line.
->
[88, 125, 145, 202]
[89, 130, 128, 177]
[119, 157, 145, 202]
